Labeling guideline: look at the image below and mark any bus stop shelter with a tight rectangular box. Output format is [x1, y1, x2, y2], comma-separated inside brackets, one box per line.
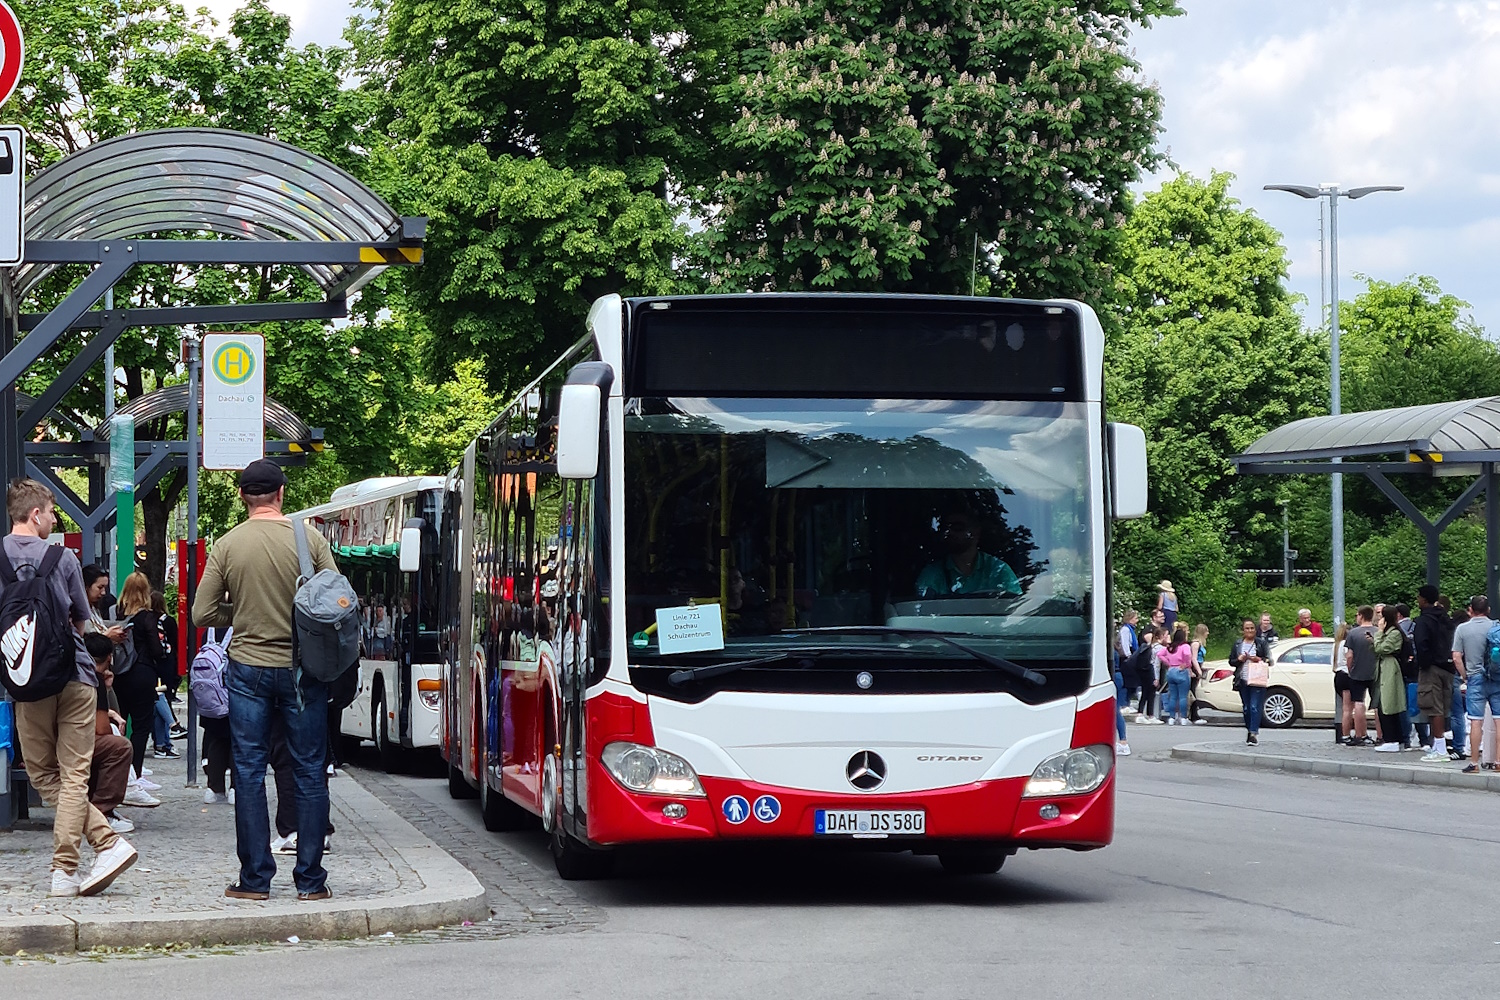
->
[0, 128, 425, 828]
[1233, 396, 1500, 606]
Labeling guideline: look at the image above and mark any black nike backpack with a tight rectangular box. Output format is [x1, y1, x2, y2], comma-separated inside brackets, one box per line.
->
[0, 547, 76, 702]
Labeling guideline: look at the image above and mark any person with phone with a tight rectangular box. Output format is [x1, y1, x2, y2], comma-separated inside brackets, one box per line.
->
[1228, 619, 1273, 746]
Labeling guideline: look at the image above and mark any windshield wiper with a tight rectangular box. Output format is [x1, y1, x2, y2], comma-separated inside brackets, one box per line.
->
[781, 626, 1047, 688]
[667, 653, 793, 686]
[663, 644, 897, 686]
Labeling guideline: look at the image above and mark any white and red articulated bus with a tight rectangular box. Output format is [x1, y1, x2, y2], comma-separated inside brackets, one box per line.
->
[438, 293, 1148, 879]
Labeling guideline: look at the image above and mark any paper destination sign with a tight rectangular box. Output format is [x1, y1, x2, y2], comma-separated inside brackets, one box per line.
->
[654, 604, 726, 655]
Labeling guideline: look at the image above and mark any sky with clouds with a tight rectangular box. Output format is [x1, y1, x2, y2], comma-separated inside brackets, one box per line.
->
[209, 0, 1500, 333]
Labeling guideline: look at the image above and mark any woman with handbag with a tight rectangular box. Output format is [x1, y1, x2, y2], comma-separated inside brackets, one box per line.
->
[1229, 619, 1272, 745]
[1373, 606, 1410, 752]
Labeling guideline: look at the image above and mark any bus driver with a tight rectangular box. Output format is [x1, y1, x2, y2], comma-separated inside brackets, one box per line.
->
[915, 511, 1022, 599]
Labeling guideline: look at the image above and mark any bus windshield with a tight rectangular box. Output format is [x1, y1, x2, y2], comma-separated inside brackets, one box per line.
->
[623, 397, 1092, 668]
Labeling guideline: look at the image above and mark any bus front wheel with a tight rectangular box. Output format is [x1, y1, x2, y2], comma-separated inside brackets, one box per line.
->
[937, 849, 1008, 875]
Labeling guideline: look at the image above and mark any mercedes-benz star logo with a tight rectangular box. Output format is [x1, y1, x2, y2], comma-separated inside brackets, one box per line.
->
[846, 751, 886, 791]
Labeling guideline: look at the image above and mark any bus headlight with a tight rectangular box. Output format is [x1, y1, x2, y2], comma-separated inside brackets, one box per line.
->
[601, 742, 706, 797]
[1022, 745, 1113, 797]
[416, 678, 441, 710]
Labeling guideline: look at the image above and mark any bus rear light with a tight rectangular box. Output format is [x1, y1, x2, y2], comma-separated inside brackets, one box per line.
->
[1022, 745, 1112, 798]
[602, 742, 706, 798]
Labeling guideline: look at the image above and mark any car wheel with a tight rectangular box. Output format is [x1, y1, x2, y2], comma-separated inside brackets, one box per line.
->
[1262, 687, 1300, 728]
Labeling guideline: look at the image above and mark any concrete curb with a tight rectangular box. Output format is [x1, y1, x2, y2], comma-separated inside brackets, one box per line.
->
[0, 776, 487, 955]
[1171, 742, 1500, 792]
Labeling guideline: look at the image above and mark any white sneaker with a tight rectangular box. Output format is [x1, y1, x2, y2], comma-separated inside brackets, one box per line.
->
[79, 839, 138, 897]
[271, 834, 298, 854]
[106, 814, 135, 834]
[50, 869, 82, 897]
[1193, 719, 1209, 725]
[139, 768, 153, 777]
[1374, 742, 1402, 753]
[1132, 714, 1151, 724]
[136, 778, 162, 792]
[122, 787, 161, 808]
[1150, 717, 1166, 725]
[228, 788, 235, 805]
[1420, 750, 1450, 762]
[204, 789, 230, 804]
[1116, 741, 1131, 757]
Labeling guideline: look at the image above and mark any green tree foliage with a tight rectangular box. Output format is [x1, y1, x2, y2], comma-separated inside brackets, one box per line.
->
[1108, 172, 1325, 555]
[698, 0, 1179, 296]
[350, 0, 755, 392]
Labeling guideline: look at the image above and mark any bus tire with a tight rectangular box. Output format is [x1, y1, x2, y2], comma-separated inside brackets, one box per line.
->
[937, 849, 1007, 875]
[372, 688, 405, 773]
[448, 760, 477, 800]
[551, 826, 614, 881]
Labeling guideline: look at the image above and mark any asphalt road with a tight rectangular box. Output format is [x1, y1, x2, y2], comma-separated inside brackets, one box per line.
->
[9, 721, 1499, 997]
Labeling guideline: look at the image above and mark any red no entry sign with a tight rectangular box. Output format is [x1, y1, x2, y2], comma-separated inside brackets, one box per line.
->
[0, 0, 22, 110]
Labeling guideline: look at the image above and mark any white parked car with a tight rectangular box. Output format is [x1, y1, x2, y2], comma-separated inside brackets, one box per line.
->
[1192, 636, 1368, 728]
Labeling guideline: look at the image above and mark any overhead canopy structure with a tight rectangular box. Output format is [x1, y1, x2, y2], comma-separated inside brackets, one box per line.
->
[0, 126, 423, 564]
[1238, 397, 1500, 467]
[12, 128, 414, 300]
[1234, 397, 1500, 604]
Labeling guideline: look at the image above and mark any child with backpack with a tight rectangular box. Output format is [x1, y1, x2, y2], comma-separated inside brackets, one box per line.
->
[192, 626, 234, 803]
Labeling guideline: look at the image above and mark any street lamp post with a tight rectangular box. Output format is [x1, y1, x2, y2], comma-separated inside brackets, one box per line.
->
[1264, 182, 1403, 627]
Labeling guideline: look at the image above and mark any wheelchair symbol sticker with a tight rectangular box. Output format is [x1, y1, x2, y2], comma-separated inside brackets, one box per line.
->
[752, 795, 781, 823]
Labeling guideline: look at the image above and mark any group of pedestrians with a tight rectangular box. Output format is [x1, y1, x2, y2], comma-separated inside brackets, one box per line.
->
[2, 460, 343, 901]
[1331, 587, 1500, 770]
[1112, 587, 1212, 758]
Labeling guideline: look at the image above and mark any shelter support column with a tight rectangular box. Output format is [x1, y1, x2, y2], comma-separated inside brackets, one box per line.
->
[1488, 463, 1499, 612]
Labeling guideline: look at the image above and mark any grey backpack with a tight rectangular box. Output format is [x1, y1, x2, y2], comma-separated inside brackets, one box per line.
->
[292, 524, 361, 682]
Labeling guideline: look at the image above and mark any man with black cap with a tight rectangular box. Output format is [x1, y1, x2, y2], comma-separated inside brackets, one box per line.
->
[192, 459, 338, 901]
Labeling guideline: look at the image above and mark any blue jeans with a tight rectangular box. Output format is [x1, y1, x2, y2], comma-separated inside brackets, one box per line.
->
[1240, 686, 1267, 735]
[1165, 668, 1191, 720]
[227, 660, 330, 894]
[1113, 670, 1128, 740]
[152, 693, 174, 748]
[1451, 678, 1468, 752]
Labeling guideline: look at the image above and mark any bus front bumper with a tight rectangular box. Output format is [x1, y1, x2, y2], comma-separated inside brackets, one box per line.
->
[585, 763, 1114, 850]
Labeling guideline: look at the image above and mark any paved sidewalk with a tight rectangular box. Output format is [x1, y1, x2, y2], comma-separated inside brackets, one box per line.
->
[0, 753, 484, 955]
[1172, 738, 1500, 792]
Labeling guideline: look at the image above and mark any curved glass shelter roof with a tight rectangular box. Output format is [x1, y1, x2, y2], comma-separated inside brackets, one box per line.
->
[1238, 397, 1500, 464]
[93, 384, 311, 444]
[12, 128, 404, 299]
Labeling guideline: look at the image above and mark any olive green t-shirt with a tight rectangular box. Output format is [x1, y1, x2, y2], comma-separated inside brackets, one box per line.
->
[191, 517, 336, 668]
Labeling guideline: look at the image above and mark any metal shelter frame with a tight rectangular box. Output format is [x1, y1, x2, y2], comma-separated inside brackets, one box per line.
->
[1233, 397, 1500, 606]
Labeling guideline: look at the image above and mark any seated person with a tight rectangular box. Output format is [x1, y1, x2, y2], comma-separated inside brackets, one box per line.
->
[725, 567, 787, 635]
[84, 633, 137, 830]
[915, 512, 1021, 598]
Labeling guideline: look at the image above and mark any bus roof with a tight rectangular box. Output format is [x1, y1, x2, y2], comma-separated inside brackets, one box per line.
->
[287, 475, 447, 522]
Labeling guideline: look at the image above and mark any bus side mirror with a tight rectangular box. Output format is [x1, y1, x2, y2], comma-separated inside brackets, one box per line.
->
[1109, 422, 1148, 519]
[557, 361, 614, 480]
[399, 522, 422, 573]
[557, 384, 602, 479]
